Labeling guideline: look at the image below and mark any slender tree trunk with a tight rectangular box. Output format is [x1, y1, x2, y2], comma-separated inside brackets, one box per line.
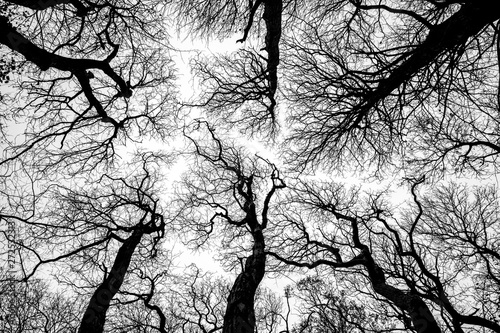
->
[223, 229, 266, 333]
[78, 229, 142, 333]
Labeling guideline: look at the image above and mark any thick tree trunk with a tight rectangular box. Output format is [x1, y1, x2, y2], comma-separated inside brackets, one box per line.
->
[4, 0, 88, 16]
[363, 252, 441, 333]
[373, 283, 441, 333]
[263, 0, 282, 96]
[78, 230, 142, 333]
[353, 1, 500, 127]
[223, 229, 266, 333]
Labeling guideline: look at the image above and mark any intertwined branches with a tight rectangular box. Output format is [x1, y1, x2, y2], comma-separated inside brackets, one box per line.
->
[0, 0, 177, 175]
[282, 1, 500, 175]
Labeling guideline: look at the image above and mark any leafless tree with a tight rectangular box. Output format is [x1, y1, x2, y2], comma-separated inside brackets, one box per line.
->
[415, 182, 500, 332]
[179, 120, 286, 333]
[280, 1, 500, 174]
[0, 0, 176, 176]
[0, 274, 82, 332]
[175, 0, 288, 133]
[269, 177, 500, 333]
[0, 153, 174, 333]
[2, 1, 500, 333]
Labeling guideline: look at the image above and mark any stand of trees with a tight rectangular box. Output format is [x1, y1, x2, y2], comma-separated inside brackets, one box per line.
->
[1, 0, 499, 332]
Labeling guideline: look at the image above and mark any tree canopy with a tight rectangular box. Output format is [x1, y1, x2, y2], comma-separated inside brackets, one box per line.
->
[1, 1, 499, 332]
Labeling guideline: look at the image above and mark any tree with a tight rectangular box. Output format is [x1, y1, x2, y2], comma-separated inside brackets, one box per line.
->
[0, 0, 176, 176]
[2, 0, 500, 332]
[280, 1, 500, 174]
[0, 153, 173, 333]
[416, 182, 500, 331]
[174, 0, 286, 133]
[179, 121, 286, 333]
[0, 4, 177, 312]
[269, 180, 440, 333]
[269, 177, 500, 333]
[0, 274, 82, 332]
[291, 276, 399, 333]
[1, 2, 178, 331]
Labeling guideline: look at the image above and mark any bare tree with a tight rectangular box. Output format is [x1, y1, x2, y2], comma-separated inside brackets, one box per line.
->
[175, 0, 286, 132]
[270, 177, 500, 332]
[280, 1, 500, 174]
[0, 153, 174, 333]
[2, 1, 500, 332]
[0, 274, 82, 332]
[0, 0, 176, 176]
[179, 120, 286, 333]
[415, 182, 500, 332]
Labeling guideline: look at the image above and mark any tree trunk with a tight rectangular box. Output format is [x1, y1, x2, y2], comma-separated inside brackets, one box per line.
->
[353, 1, 500, 127]
[78, 229, 142, 333]
[223, 229, 266, 333]
[364, 252, 441, 333]
[263, 0, 283, 96]
[373, 283, 441, 333]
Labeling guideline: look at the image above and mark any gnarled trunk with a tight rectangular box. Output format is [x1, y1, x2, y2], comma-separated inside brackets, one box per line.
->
[373, 283, 441, 333]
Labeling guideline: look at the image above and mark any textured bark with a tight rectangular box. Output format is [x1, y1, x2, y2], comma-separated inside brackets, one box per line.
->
[223, 228, 266, 333]
[78, 229, 143, 333]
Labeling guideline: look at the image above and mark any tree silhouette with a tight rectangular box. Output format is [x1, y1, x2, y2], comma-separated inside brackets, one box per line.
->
[0, 275, 82, 332]
[269, 177, 500, 333]
[175, 0, 285, 132]
[179, 121, 285, 332]
[1, 1, 500, 332]
[0, 0, 176, 175]
[282, 1, 500, 173]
